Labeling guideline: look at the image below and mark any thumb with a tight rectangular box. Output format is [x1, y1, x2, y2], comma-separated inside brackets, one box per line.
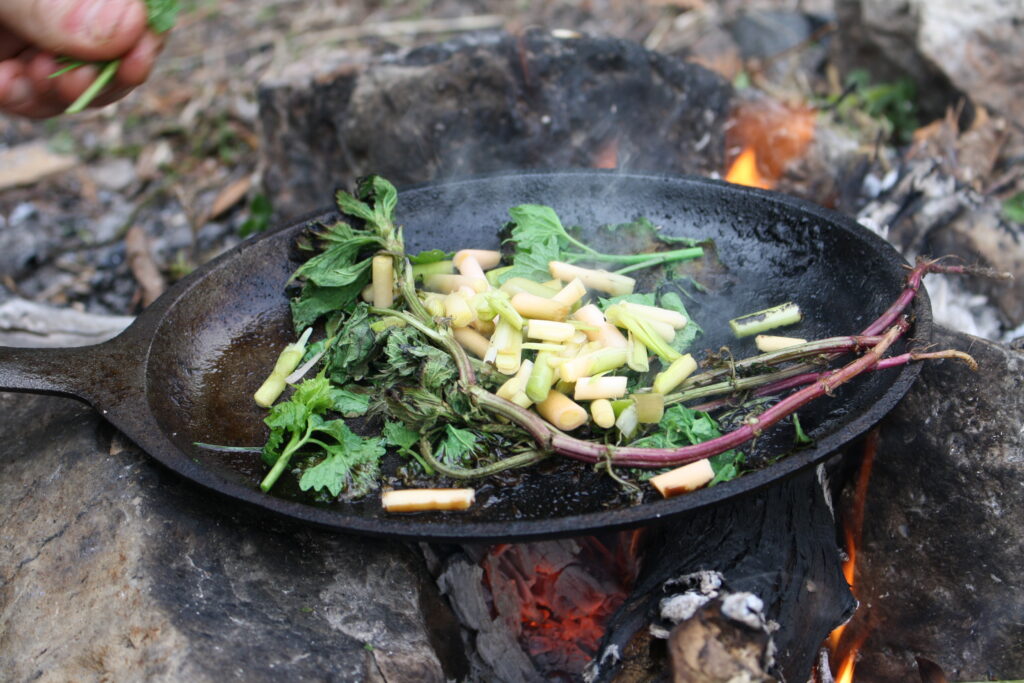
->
[0, 0, 148, 62]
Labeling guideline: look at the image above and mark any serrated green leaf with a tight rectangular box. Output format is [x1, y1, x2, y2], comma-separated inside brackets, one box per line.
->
[438, 425, 478, 466]
[290, 279, 368, 332]
[299, 423, 386, 498]
[330, 388, 370, 417]
[383, 421, 420, 452]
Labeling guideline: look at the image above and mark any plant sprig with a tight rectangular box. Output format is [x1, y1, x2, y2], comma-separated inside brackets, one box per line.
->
[53, 0, 179, 114]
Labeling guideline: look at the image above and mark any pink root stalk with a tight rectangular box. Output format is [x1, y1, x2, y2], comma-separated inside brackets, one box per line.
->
[546, 321, 907, 467]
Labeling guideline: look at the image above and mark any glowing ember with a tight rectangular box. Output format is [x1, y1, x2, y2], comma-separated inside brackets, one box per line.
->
[482, 531, 643, 675]
[827, 430, 879, 681]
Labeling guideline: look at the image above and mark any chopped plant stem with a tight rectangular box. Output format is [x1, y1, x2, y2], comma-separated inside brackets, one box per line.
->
[591, 399, 616, 428]
[650, 460, 715, 498]
[730, 302, 802, 338]
[253, 328, 312, 407]
[454, 249, 502, 270]
[549, 261, 635, 296]
[417, 437, 549, 479]
[755, 334, 807, 352]
[382, 488, 475, 512]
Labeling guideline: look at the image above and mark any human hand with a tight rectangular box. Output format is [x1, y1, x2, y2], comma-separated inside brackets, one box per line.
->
[0, 0, 162, 118]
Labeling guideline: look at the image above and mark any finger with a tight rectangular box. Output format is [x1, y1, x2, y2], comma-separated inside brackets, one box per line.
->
[0, 26, 30, 61]
[50, 58, 97, 103]
[0, 0, 147, 62]
[115, 30, 162, 87]
[0, 59, 33, 109]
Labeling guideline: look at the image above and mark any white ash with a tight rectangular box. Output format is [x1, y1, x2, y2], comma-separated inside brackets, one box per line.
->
[720, 593, 768, 630]
[581, 644, 620, 683]
[658, 593, 715, 628]
[664, 569, 724, 595]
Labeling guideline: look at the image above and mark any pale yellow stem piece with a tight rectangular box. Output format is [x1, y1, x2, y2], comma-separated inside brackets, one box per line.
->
[371, 254, 394, 308]
[445, 292, 477, 327]
[499, 277, 560, 298]
[536, 389, 589, 431]
[650, 460, 715, 498]
[754, 334, 807, 352]
[620, 301, 687, 329]
[548, 261, 635, 296]
[360, 283, 375, 304]
[382, 488, 476, 512]
[496, 359, 534, 401]
[525, 319, 576, 342]
[510, 292, 570, 321]
[424, 273, 488, 294]
[590, 399, 616, 428]
[454, 249, 502, 270]
[652, 354, 698, 395]
[572, 304, 628, 348]
[574, 376, 628, 401]
[454, 254, 490, 290]
[551, 278, 587, 306]
[453, 327, 490, 359]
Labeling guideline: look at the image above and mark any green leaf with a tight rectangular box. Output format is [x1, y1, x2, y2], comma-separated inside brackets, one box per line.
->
[299, 423, 386, 498]
[383, 421, 421, 453]
[438, 425, 478, 466]
[290, 376, 336, 415]
[500, 234, 562, 283]
[145, 0, 180, 33]
[658, 291, 702, 353]
[290, 279, 368, 332]
[326, 305, 380, 385]
[1003, 192, 1024, 224]
[261, 427, 285, 466]
[330, 388, 370, 417]
[708, 450, 744, 486]
[335, 191, 375, 224]
[507, 204, 572, 245]
[409, 249, 451, 265]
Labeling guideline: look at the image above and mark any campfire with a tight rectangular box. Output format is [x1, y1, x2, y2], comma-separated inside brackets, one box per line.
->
[1, 2, 1022, 682]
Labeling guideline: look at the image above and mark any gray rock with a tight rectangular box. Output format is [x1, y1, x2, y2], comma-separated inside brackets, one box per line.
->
[258, 29, 732, 219]
[92, 158, 137, 193]
[835, 0, 1024, 126]
[851, 327, 1024, 681]
[0, 394, 462, 682]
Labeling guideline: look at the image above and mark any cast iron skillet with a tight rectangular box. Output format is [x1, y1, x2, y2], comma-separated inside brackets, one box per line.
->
[0, 172, 929, 541]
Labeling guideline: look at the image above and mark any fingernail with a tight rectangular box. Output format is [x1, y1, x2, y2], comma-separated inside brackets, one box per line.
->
[82, 0, 134, 44]
[3, 76, 34, 108]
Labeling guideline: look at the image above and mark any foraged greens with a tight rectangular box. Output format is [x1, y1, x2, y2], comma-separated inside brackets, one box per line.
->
[52, 0, 180, 114]
[239, 175, 978, 508]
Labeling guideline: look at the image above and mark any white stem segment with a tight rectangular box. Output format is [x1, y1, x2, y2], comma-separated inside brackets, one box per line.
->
[549, 261, 635, 296]
[382, 488, 476, 512]
[754, 334, 807, 352]
[590, 399, 616, 428]
[729, 301, 802, 338]
[372, 254, 394, 308]
[574, 376, 628, 401]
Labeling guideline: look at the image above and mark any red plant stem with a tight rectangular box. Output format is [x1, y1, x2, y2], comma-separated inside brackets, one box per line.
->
[689, 349, 976, 413]
[860, 258, 992, 336]
[543, 322, 907, 467]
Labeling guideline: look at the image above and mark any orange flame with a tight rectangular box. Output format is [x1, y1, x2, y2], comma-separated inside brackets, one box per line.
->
[592, 137, 620, 169]
[827, 429, 879, 681]
[725, 146, 774, 189]
[724, 97, 816, 189]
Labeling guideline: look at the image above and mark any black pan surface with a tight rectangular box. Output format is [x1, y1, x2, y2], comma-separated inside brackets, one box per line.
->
[0, 172, 929, 541]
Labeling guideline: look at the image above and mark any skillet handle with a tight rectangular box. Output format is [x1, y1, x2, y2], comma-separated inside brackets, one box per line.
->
[0, 335, 142, 408]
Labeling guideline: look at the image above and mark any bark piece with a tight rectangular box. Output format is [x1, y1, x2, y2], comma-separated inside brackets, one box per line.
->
[849, 328, 1024, 681]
